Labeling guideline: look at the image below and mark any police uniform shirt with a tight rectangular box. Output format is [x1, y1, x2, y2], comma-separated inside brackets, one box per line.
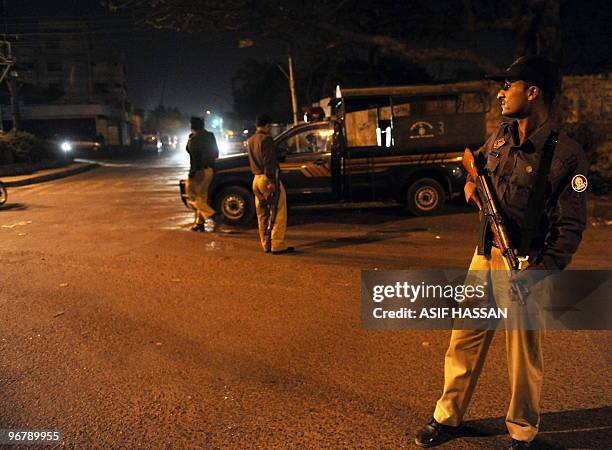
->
[474, 120, 588, 270]
[187, 130, 219, 174]
[247, 131, 278, 179]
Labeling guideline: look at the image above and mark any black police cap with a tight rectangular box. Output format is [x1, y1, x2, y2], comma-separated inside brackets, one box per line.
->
[190, 117, 204, 131]
[256, 114, 273, 127]
[486, 55, 560, 94]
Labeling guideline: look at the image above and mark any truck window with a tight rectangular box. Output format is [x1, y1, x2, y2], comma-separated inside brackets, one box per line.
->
[392, 95, 458, 117]
[344, 97, 391, 148]
[457, 92, 489, 113]
[279, 126, 333, 155]
[390, 93, 486, 151]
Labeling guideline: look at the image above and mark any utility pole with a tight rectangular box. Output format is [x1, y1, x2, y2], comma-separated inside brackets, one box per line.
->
[287, 49, 299, 126]
[8, 70, 20, 131]
[0, 0, 20, 131]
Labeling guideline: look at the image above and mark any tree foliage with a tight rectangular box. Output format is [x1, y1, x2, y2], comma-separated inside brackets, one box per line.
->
[231, 60, 293, 122]
[106, 0, 563, 74]
[143, 105, 186, 134]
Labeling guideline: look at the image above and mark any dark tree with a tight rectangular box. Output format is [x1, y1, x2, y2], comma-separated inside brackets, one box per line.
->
[144, 105, 187, 134]
[231, 60, 293, 122]
[105, 0, 564, 73]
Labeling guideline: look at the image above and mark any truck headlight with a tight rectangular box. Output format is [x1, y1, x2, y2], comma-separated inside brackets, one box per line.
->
[61, 141, 72, 152]
[451, 166, 464, 178]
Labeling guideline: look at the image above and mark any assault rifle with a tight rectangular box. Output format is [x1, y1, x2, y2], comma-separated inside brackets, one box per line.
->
[265, 169, 280, 241]
[463, 148, 529, 305]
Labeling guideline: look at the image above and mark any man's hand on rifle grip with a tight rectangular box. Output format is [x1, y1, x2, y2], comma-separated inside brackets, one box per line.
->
[509, 268, 539, 304]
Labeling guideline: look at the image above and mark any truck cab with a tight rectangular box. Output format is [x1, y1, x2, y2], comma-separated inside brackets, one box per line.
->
[181, 82, 489, 224]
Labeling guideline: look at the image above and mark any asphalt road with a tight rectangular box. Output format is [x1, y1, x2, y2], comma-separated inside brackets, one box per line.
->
[0, 153, 610, 449]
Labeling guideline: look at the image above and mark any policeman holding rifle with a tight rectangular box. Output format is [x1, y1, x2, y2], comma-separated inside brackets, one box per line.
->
[247, 114, 294, 254]
[414, 56, 588, 449]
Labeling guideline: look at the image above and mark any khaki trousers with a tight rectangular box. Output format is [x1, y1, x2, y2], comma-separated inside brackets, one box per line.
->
[186, 168, 215, 223]
[433, 247, 544, 442]
[252, 174, 288, 252]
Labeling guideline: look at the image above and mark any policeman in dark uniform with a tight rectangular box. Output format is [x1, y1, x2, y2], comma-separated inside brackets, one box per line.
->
[414, 56, 588, 449]
[185, 116, 219, 232]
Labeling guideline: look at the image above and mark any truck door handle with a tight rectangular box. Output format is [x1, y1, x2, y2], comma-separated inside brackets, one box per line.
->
[315, 159, 325, 165]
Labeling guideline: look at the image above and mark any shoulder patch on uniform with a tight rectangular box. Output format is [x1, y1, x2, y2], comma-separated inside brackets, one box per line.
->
[493, 138, 506, 150]
[571, 174, 588, 192]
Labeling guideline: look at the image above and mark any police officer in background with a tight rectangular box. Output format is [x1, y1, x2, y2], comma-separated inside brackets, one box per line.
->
[414, 56, 588, 449]
[247, 114, 294, 254]
[186, 116, 219, 232]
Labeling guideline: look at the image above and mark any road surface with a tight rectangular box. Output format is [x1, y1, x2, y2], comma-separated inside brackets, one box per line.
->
[0, 153, 610, 448]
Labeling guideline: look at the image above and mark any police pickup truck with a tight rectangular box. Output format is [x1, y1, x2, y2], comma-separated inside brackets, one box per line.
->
[181, 82, 489, 224]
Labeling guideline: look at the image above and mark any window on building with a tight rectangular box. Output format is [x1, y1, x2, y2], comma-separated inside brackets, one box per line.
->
[94, 83, 110, 94]
[19, 62, 36, 71]
[47, 62, 62, 72]
[48, 82, 63, 91]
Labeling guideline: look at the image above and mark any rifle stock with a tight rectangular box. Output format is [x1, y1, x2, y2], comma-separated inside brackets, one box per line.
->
[265, 169, 280, 240]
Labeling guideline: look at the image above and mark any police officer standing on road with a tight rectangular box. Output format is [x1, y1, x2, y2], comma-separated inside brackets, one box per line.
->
[414, 56, 588, 449]
[186, 116, 219, 232]
[247, 114, 294, 254]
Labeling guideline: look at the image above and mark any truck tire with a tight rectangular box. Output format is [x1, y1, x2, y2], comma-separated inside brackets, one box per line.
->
[214, 186, 255, 225]
[0, 182, 6, 206]
[406, 177, 445, 216]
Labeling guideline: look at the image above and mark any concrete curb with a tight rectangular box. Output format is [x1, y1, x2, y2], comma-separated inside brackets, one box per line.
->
[3, 163, 99, 187]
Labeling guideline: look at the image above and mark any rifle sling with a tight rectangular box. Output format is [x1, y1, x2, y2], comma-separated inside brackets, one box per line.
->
[518, 131, 558, 255]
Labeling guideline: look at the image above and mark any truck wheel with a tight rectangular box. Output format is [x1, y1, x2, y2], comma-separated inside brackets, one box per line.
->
[214, 186, 255, 225]
[0, 182, 6, 206]
[406, 178, 445, 215]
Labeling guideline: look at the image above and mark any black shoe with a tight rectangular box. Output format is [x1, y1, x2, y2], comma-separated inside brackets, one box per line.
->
[190, 223, 204, 232]
[509, 439, 530, 449]
[414, 418, 462, 448]
[271, 246, 295, 255]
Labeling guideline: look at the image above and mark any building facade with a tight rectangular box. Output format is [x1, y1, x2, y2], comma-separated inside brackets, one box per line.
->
[1, 19, 131, 146]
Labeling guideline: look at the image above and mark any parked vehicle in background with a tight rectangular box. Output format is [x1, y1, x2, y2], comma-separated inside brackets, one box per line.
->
[180, 82, 489, 224]
[218, 130, 249, 157]
[160, 135, 179, 152]
[55, 135, 104, 156]
[141, 134, 163, 153]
